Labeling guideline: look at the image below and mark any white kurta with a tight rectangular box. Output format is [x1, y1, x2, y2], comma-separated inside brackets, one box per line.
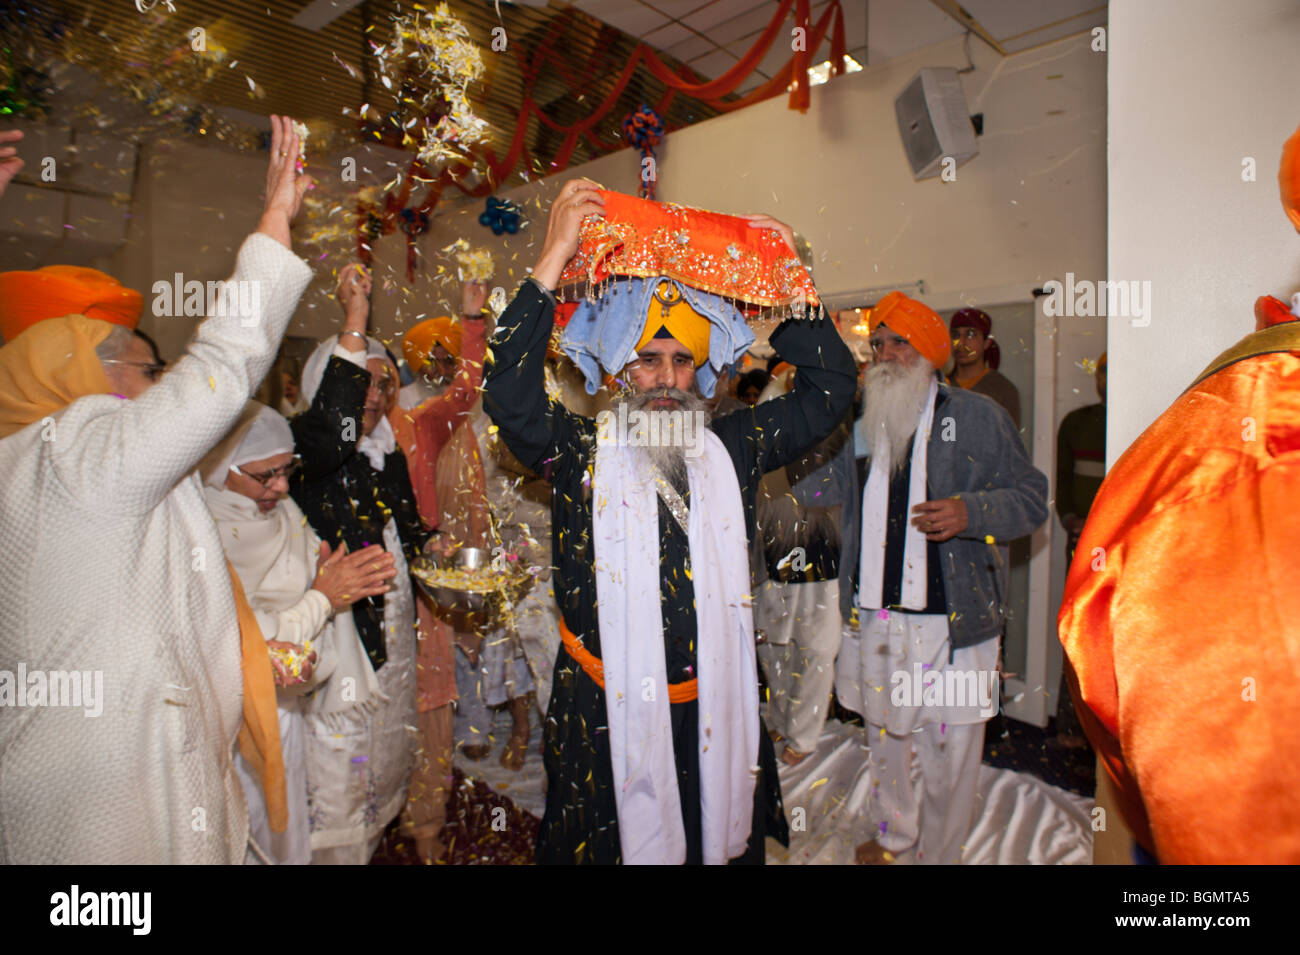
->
[0, 233, 312, 864]
[302, 517, 417, 864]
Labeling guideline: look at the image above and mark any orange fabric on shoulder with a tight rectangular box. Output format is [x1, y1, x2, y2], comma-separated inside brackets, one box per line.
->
[1058, 345, 1300, 863]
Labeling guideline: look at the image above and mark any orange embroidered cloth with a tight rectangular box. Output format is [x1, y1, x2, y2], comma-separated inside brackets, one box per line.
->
[557, 190, 817, 311]
[1057, 323, 1300, 863]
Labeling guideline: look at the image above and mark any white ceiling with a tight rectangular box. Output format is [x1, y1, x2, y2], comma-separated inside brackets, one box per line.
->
[569, 0, 1107, 92]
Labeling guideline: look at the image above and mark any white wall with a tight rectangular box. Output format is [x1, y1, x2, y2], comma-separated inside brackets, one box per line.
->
[1107, 0, 1300, 464]
[423, 30, 1106, 314]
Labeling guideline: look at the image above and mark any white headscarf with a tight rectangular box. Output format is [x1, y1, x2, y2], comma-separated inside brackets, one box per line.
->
[300, 334, 397, 471]
[200, 401, 294, 489]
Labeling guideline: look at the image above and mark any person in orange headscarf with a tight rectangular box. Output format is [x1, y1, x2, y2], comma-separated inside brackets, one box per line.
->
[381, 274, 491, 860]
[398, 290, 537, 774]
[808, 290, 1047, 865]
[0, 116, 313, 864]
[1057, 121, 1300, 864]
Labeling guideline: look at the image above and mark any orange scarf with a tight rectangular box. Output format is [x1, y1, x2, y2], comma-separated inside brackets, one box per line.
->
[0, 314, 114, 438]
[229, 562, 288, 833]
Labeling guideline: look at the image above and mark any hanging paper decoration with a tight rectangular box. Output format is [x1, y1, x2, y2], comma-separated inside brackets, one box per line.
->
[479, 196, 524, 235]
[622, 104, 663, 200]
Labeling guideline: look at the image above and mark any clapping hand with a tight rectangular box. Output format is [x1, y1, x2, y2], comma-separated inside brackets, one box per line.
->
[312, 540, 397, 612]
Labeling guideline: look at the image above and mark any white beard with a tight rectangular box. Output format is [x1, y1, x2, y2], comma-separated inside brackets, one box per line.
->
[616, 387, 712, 489]
[860, 360, 935, 471]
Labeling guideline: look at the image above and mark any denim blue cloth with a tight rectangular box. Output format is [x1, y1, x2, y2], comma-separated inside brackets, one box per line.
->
[558, 276, 754, 398]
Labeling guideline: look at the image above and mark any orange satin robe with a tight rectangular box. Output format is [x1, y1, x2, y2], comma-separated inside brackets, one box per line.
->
[1058, 317, 1300, 864]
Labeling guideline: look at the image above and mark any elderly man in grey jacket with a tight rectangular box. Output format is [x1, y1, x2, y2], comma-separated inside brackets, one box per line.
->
[799, 291, 1047, 866]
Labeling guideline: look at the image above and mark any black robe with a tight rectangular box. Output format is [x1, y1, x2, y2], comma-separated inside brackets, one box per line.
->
[484, 281, 858, 864]
[288, 354, 431, 669]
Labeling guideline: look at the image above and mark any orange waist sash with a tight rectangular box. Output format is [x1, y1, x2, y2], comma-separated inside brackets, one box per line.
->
[559, 618, 698, 704]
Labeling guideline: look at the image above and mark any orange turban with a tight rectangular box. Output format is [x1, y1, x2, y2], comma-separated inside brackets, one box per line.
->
[633, 281, 711, 367]
[1281, 119, 1300, 234]
[868, 291, 951, 368]
[0, 266, 143, 344]
[0, 314, 115, 439]
[402, 316, 462, 373]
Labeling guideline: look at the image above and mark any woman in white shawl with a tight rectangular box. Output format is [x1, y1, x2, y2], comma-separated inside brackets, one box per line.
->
[202, 401, 397, 864]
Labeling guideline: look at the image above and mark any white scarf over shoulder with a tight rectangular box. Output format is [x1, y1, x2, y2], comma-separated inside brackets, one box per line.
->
[858, 378, 938, 610]
[592, 428, 759, 865]
[200, 402, 380, 714]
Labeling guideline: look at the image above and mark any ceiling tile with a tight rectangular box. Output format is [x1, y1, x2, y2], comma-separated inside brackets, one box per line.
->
[571, 0, 672, 37]
[665, 32, 719, 62]
[642, 20, 696, 51]
[643, 0, 723, 20]
[689, 47, 742, 80]
[961, 0, 1103, 43]
[866, 0, 965, 64]
[682, 0, 765, 36]
[701, 3, 789, 48]
[999, 10, 1107, 53]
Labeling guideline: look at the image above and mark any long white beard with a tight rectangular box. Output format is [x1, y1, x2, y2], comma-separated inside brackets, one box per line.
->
[615, 387, 712, 488]
[860, 360, 935, 471]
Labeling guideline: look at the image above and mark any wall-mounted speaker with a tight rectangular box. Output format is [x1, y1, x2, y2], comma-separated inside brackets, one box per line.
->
[894, 67, 979, 180]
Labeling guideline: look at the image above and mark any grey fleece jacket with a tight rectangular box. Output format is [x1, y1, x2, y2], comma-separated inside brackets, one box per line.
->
[794, 383, 1048, 651]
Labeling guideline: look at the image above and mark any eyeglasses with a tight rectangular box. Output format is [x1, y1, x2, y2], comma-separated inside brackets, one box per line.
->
[102, 359, 166, 382]
[367, 371, 396, 395]
[232, 456, 302, 487]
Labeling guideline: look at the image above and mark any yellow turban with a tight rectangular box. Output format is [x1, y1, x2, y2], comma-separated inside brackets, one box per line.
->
[0, 265, 143, 344]
[868, 291, 950, 369]
[633, 281, 711, 367]
[0, 314, 115, 439]
[402, 316, 462, 373]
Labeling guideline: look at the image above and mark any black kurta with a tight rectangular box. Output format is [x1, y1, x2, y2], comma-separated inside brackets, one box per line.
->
[288, 354, 431, 668]
[484, 281, 857, 864]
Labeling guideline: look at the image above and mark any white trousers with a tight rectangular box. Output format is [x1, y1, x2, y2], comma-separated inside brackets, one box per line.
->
[868, 719, 985, 864]
[839, 611, 997, 864]
[754, 578, 840, 753]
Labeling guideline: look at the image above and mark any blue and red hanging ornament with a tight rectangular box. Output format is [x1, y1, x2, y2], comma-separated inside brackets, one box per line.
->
[622, 104, 663, 200]
[479, 195, 524, 235]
